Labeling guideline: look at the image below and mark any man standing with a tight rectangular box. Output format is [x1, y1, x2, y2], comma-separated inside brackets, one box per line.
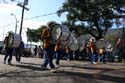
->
[41, 25, 55, 71]
[34, 45, 37, 57]
[116, 38, 123, 62]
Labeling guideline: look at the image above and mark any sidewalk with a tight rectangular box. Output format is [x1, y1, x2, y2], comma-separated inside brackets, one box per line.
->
[0, 54, 125, 83]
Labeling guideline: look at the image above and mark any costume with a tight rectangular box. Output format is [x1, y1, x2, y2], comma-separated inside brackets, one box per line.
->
[41, 27, 55, 69]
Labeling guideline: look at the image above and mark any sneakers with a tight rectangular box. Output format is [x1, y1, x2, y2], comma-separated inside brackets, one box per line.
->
[3, 61, 12, 65]
[91, 62, 97, 64]
[67, 59, 70, 62]
[93, 62, 96, 64]
[50, 69, 56, 73]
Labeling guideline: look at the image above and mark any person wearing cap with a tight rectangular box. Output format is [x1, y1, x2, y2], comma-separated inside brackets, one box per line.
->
[41, 26, 55, 71]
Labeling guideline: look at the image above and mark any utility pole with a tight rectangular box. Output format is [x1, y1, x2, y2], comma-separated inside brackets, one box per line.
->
[17, 0, 29, 35]
[120, 6, 125, 58]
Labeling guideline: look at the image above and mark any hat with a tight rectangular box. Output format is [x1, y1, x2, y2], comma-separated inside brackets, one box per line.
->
[8, 31, 14, 35]
[47, 21, 57, 28]
[6, 31, 14, 36]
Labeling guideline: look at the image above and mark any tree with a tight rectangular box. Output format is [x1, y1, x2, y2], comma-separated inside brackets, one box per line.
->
[57, 0, 125, 39]
[26, 28, 40, 42]
[105, 33, 119, 49]
[26, 25, 47, 42]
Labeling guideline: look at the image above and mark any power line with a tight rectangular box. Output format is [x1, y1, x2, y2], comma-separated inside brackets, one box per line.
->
[0, 22, 16, 28]
[24, 12, 57, 20]
[0, 12, 58, 28]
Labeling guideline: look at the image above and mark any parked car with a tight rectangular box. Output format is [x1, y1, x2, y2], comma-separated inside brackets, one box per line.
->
[22, 44, 35, 57]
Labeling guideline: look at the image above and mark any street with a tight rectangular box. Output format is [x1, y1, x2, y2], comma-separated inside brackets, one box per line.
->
[0, 54, 125, 83]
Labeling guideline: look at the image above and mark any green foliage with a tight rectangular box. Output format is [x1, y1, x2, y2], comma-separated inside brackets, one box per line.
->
[26, 26, 42, 42]
[57, 0, 125, 40]
[104, 31, 120, 48]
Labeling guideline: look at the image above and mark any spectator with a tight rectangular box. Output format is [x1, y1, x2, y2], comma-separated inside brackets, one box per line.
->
[116, 38, 123, 62]
[37, 46, 43, 58]
[34, 45, 37, 57]
[106, 44, 114, 62]
[88, 39, 97, 64]
[98, 48, 106, 63]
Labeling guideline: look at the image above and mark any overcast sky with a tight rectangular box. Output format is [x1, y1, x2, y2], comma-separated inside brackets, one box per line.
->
[0, 0, 66, 43]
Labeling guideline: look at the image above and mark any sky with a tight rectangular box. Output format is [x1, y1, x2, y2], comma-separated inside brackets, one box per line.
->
[0, 0, 66, 44]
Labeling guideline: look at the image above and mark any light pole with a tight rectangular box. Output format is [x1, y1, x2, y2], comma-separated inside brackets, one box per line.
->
[11, 13, 18, 34]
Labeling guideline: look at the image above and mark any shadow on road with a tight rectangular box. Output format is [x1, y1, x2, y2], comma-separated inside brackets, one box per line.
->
[20, 62, 42, 66]
[13, 64, 49, 71]
[0, 63, 124, 83]
[61, 70, 125, 83]
[0, 67, 124, 83]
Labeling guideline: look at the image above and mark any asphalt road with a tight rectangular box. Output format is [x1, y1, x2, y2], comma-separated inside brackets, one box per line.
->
[0, 54, 125, 83]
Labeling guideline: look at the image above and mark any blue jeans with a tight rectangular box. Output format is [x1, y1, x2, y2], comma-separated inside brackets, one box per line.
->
[42, 46, 55, 69]
[4, 47, 13, 63]
[55, 50, 61, 65]
[98, 54, 106, 63]
[91, 53, 96, 64]
[15, 48, 22, 62]
[107, 52, 114, 62]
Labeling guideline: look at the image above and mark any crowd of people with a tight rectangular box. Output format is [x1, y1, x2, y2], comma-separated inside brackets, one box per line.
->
[33, 45, 43, 58]
[85, 37, 124, 64]
[1, 29, 124, 72]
